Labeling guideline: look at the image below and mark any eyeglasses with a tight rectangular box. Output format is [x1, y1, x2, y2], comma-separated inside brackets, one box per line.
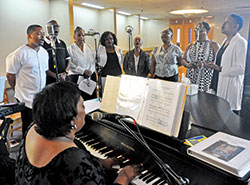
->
[53, 24, 60, 29]
[105, 37, 113, 41]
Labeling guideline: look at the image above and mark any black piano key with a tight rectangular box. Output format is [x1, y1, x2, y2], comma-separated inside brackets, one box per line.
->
[91, 142, 107, 150]
[105, 150, 123, 158]
[86, 137, 101, 145]
[152, 178, 165, 185]
[142, 171, 155, 181]
[76, 131, 94, 138]
[99, 146, 113, 154]
[145, 174, 158, 184]
[80, 134, 97, 142]
[158, 180, 168, 185]
[139, 170, 151, 179]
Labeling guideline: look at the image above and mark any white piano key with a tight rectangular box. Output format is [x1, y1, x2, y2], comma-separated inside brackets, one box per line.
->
[82, 142, 107, 159]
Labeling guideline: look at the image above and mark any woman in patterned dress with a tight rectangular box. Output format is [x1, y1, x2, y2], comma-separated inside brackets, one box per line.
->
[182, 22, 220, 92]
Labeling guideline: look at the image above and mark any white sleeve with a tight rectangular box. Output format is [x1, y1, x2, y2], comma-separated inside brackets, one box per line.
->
[68, 46, 85, 74]
[222, 39, 247, 77]
[6, 51, 21, 74]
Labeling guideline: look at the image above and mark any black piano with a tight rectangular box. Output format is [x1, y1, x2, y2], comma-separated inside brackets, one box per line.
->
[74, 93, 250, 185]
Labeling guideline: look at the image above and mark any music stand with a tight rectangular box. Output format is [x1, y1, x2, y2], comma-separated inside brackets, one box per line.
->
[93, 36, 103, 99]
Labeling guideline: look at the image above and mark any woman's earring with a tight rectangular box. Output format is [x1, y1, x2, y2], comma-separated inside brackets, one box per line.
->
[71, 124, 77, 130]
[71, 120, 77, 130]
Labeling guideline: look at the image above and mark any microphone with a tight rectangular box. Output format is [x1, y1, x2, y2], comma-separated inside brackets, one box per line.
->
[125, 25, 133, 34]
[46, 24, 56, 38]
[84, 29, 100, 36]
[91, 112, 127, 121]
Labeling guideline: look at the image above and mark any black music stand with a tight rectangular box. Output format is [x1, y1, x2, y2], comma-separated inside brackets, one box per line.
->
[177, 111, 191, 140]
[94, 37, 103, 98]
[0, 115, 15, 185]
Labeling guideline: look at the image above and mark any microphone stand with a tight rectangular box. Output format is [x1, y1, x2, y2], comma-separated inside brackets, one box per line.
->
[128, 31, 132, 52]
[50, 36, 59, 82]
[117, 117, 189, 185]
[94, 37, 103, 99]
[0, 117, 13, 143]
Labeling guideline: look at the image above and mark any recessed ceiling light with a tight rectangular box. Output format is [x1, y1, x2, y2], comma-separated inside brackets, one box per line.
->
[169, 9, 208, 15]
[140, 16, 148, 20]
[117, 11, 131, 16]
[81, 3, 104, 10]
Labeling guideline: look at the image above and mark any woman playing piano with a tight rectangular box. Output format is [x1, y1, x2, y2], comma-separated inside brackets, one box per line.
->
[15, 81, 140, 185]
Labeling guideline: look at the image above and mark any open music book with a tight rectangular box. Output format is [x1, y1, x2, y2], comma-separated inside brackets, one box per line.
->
[187, 132, 250, 178]
[101, 75, 188, 137]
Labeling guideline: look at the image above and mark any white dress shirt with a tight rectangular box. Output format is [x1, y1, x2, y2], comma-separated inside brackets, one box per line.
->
[6, 45, 48, 108]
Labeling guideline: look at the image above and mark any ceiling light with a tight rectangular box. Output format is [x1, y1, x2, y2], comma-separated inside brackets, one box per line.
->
[169, 9, 208, 15]
[117, 11, 131, 16]
[140, 16, 148, 20]
[81, 3, 104, 9]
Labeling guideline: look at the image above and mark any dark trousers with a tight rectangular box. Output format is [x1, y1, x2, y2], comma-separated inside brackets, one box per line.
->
[155, 74, 179, 82]
[20, 106, 33, 137]
[233, 110, 240, 116]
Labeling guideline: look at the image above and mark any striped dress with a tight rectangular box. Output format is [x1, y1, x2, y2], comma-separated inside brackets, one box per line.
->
[186, 41, 215, 92]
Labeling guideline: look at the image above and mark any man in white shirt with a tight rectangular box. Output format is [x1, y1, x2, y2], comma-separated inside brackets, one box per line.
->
[6, 24, 49, 136]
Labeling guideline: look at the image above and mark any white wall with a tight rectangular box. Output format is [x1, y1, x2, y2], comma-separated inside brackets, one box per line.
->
[116, 14, 128, 49]
[73, 5, 100, 48]
[0, 0, 50, 76]
[49, 0, 71, 46]
[99, 10, 114, 33]
[122, 16, 140, 51]
[71, 5, 167, 51]
[141, 19, 168, 48]
[213, 13, 250, 45]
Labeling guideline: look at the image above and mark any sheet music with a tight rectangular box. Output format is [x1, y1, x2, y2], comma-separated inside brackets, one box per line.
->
[141, 80, 183, 136]
[115, 75, 148, 121]
[0, 76, 6, 102]
[84, 98, 101, 114]
[77, 76, 96, 95]
[100, 75, 121, 113]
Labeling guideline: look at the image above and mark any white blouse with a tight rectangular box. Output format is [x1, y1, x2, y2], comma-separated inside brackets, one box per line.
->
[67, 43, 95, 75]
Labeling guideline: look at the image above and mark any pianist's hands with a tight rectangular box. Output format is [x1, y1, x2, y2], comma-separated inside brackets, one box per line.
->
[114, 164, 142, 185]
[100, 157, 122, 170]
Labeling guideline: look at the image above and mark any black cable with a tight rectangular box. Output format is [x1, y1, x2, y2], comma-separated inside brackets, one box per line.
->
[117, 116, 189, 185]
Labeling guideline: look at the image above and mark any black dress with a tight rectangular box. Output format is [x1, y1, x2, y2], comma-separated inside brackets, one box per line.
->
[15, 139, 106, 185]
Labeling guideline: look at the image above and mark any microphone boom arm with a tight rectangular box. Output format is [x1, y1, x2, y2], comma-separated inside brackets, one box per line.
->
[117, 117, 189, 185]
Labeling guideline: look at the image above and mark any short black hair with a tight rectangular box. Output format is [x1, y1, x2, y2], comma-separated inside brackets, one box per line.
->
[33, 81, 81, 139]
[27, 24, 42, 34]
[230, 14, 244, 31]
[74, 26, 84, 36]
[47, 19, 58, 25]
[200, 22, 210, 32]
[100, 31, 117, 46]
[161, 28, 173, 38]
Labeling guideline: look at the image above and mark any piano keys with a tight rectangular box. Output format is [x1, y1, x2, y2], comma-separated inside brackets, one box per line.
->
[74, 111, 250, 185]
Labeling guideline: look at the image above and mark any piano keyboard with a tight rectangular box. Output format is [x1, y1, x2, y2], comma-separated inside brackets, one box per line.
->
[75, 132, 168, 185]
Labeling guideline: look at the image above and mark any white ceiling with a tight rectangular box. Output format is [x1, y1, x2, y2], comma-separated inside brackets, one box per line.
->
[74, 0, 250, 19]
